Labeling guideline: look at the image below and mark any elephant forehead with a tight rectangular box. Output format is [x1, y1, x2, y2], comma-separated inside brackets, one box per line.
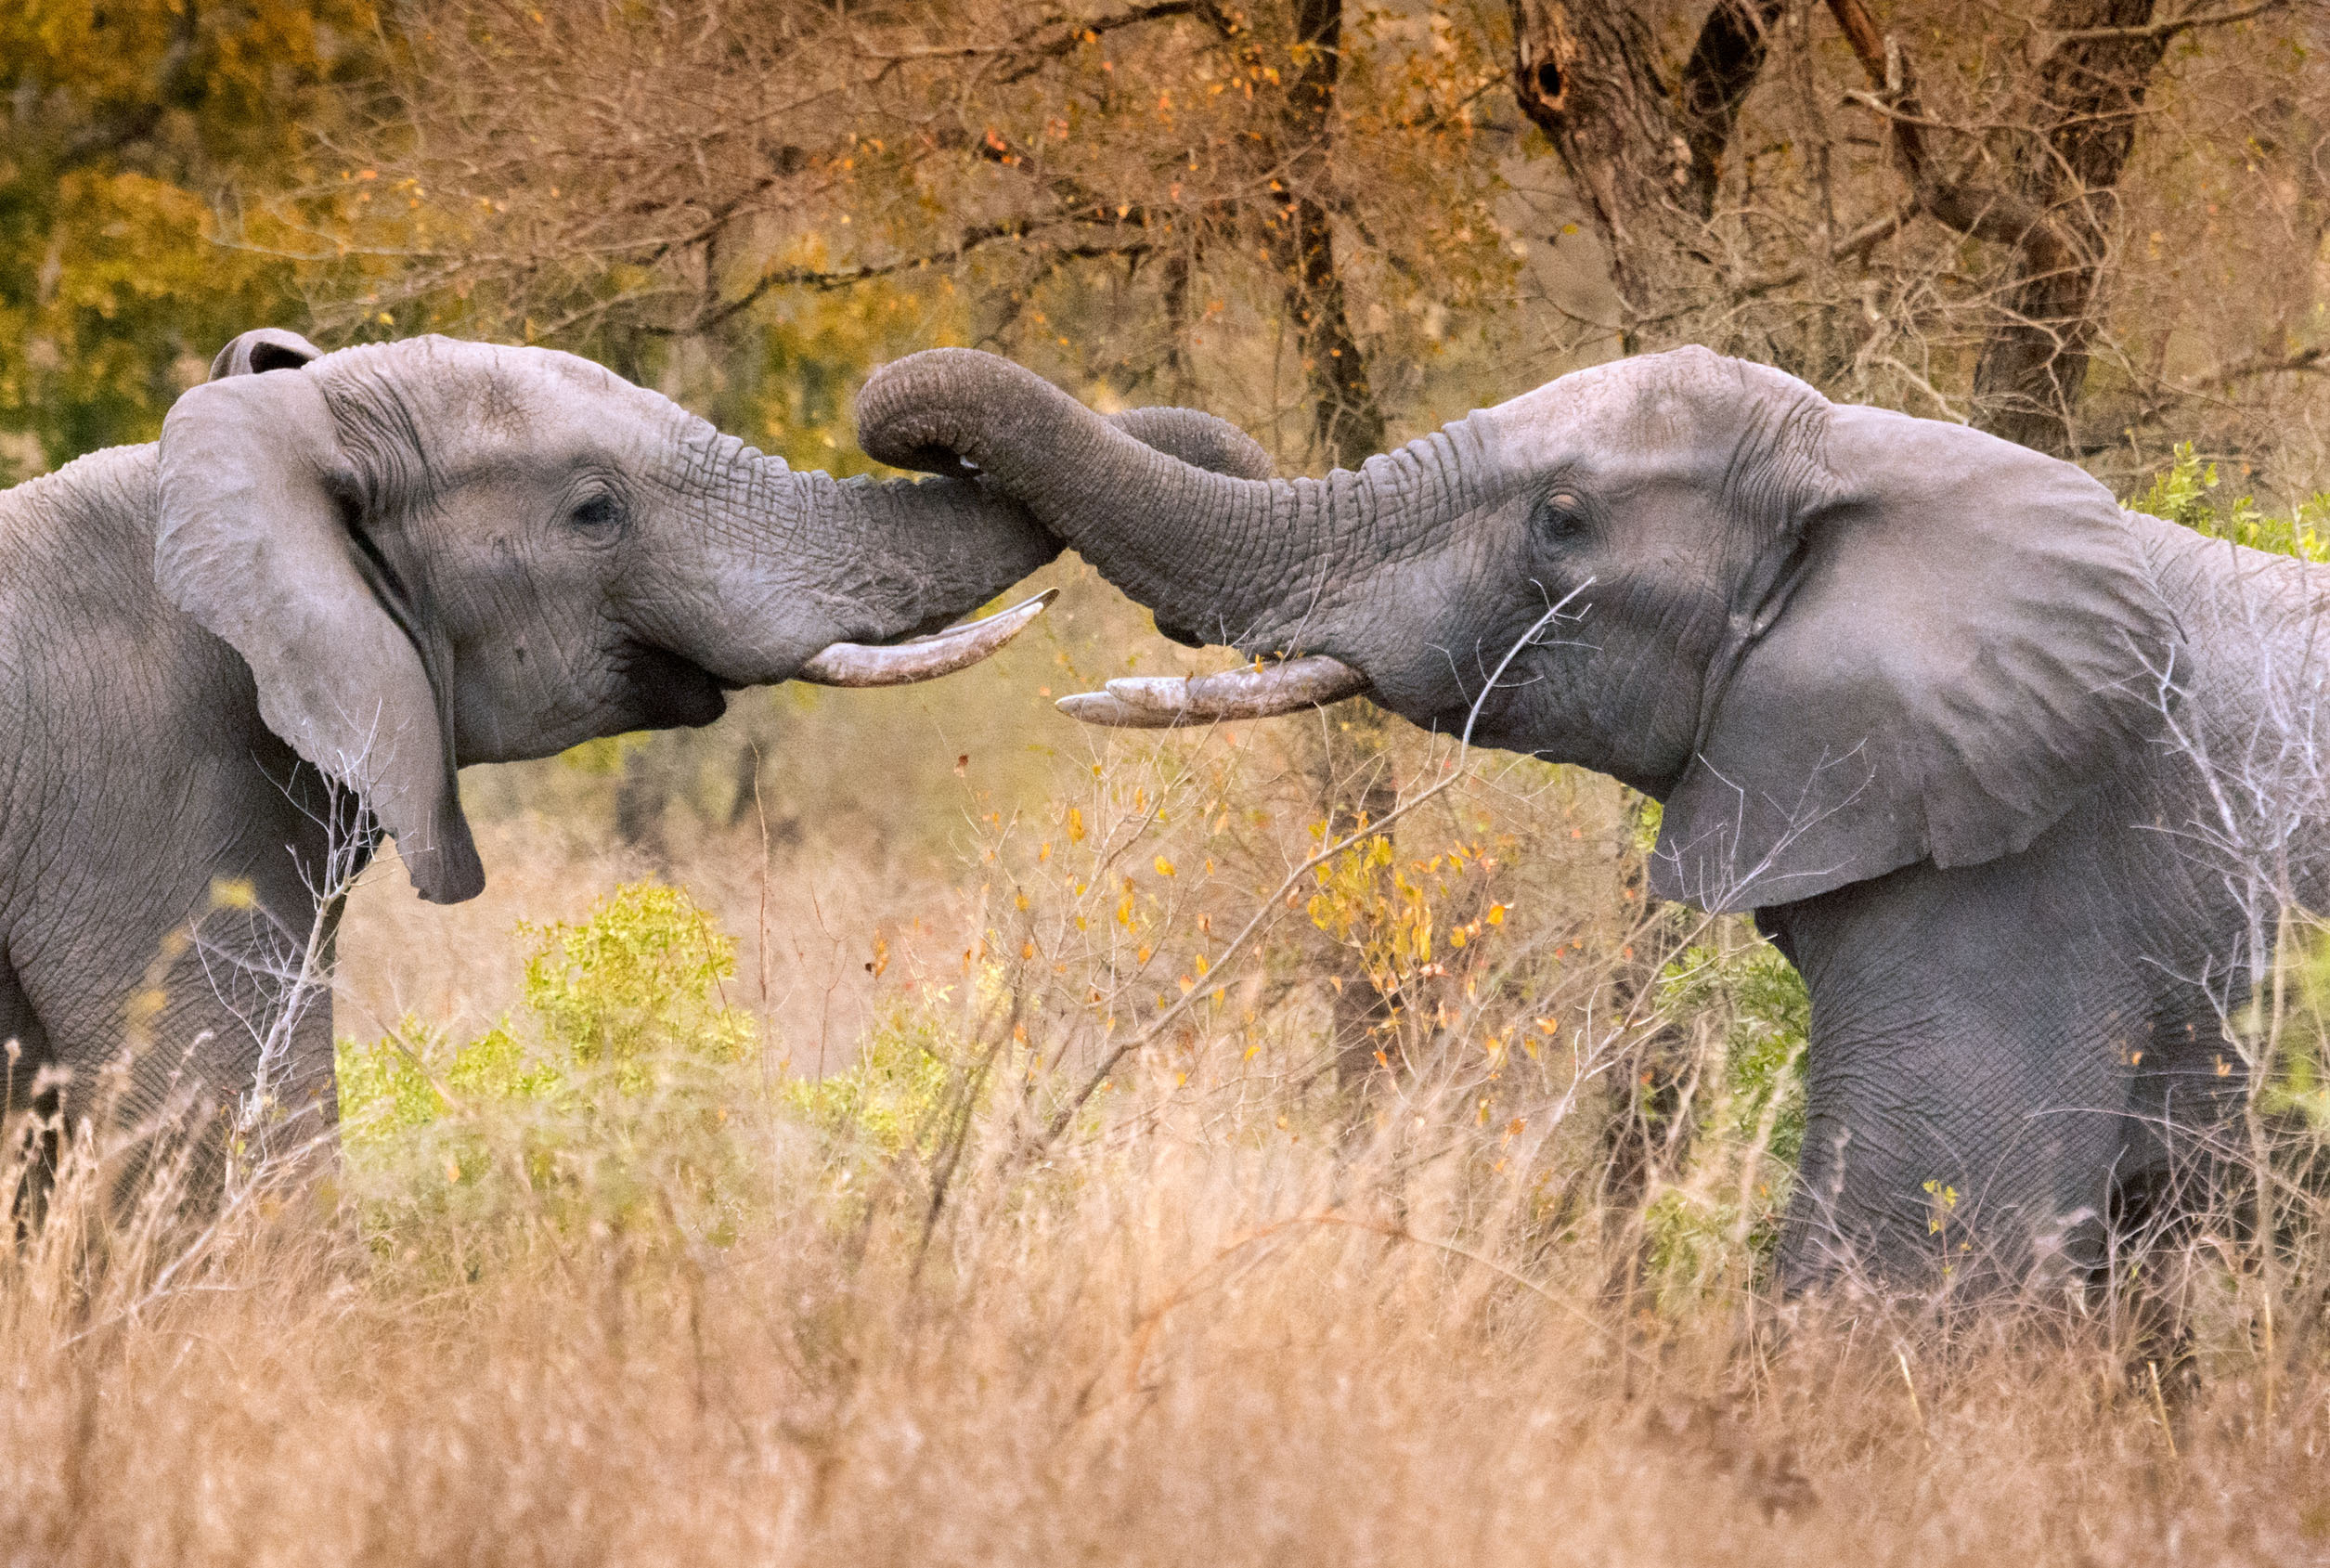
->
[1487, 347, 1822, 465]
[314, 337, 685, 483]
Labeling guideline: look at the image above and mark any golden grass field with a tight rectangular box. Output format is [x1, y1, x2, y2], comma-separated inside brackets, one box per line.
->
[5, 567, 2329, 1565]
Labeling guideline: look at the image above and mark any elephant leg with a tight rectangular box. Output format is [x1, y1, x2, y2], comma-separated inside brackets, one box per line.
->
[1766, 853, 2143, 1295]
[14, 884, 339, 1199]
[0, 945, 51, 1114]
[2107, 989, 2250, 1256]
[0, 947, 58, 1223]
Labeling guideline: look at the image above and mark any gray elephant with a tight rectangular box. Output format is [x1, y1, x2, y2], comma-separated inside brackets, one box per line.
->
[854, 343, 2317, 1291]
[0, 329, 1266, 1153]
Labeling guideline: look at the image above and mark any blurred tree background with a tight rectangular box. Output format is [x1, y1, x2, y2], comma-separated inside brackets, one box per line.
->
[0, 0, 380, 478]
[12, 0, 2324, 485]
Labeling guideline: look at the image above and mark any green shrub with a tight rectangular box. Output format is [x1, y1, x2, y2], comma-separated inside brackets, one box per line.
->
[1642, 934, 1810, 1299]
[782, 995, 961, 1160]
[2131, 443, 2330, 563]
[335, 881, 762, 1260]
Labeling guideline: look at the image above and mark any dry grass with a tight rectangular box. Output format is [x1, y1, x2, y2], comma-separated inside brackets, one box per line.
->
[6, 1061, 2327, 1564]
[7, 585, 2330, 1565]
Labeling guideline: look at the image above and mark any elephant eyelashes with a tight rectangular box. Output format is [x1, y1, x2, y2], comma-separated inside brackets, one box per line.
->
[567, 492, 624, 533]
[1533, 492, 1588, 541]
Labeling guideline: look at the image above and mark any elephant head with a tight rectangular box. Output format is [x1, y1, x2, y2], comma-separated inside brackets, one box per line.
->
[855, 346, 2183, 912]
[159, 331, 1268, 905]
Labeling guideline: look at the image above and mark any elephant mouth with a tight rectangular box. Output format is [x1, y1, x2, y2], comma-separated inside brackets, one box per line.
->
[621, 641, 731, 730]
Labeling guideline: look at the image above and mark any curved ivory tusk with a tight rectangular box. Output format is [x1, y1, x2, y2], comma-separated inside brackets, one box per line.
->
[1055, 654, 1370, 728]
[796, 589, 1057, 687]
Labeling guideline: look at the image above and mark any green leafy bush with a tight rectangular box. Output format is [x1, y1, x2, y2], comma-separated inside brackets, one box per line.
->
[782, 995, 962, 1160]
[336, 881, 761, 1259]
[1642, 935, 1810, 1298]
[2131, 443, 2330, 563]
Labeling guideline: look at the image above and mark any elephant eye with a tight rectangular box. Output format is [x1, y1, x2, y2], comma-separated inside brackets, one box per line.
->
[1534, 491, 1588, 540]
[568, 492, 624, 533]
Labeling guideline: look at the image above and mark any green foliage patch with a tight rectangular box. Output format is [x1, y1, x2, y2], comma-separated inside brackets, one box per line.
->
[336, 881, 762, 1258]
[2131, 443, 2330, 563]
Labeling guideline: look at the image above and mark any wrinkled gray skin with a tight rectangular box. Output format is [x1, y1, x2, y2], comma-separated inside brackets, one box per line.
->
[856, 344, 2327, 1292]
[0, 330, 1266, 1147]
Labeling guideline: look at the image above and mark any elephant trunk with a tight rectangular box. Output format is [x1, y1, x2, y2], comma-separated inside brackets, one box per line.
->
[853, 348, 1500, 659]
[656, 397, 1302, 692]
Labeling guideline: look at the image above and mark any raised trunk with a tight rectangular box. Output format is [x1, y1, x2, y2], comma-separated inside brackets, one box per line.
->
[855, 348, 1492, 658]
[631, 420, 1066, 692]
[659, 404, 1275, 689]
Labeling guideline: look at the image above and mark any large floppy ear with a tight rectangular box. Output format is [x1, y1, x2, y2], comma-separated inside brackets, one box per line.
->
[155, 367, 485, 903]
[208, 328, 324, 380]
[1651, 405, 2182, 913]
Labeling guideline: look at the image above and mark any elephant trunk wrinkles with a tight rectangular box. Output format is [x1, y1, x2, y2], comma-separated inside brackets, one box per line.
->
[662, 432, 1062, 687]
[855, 348, 1499, 658]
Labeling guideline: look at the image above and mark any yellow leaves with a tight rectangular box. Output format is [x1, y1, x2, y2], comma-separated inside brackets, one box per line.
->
[1067, 806, 1086, 842]
[1922, 1179, 1960, 1234]
[1486, 902, 1508, 926]
[1154, 855, 1176, 877]
[209, 876, 257, 910]
[1136, 944, 1153, 965]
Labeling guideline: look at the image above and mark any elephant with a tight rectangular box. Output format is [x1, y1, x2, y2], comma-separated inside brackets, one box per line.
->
[0, 329, 1269, 1159]
[850, 343, 2324, 1292]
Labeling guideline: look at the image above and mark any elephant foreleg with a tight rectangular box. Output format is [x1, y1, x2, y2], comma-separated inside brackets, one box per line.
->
[0, 946, 50, 1116]
[1766, 856, 2145, 1295]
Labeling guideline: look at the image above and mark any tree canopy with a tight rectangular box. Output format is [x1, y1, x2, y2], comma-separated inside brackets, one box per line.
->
[5, 1, 2325, 493]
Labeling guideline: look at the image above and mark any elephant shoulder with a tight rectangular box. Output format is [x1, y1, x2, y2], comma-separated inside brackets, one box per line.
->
[0, 444, 247, 739]
[0, 445, 170, 629]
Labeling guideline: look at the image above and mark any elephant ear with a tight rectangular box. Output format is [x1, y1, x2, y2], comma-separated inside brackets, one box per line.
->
[155, 368, 485, 904]
[1650, 405, 2182, 913]
[208, 328, 324, 380]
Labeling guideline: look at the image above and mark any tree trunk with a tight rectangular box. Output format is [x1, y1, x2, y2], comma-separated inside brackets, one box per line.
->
[1968, 0, 2170, 455]
[1274, 0, 1389, 469]
[1508, 0, 1784, 343]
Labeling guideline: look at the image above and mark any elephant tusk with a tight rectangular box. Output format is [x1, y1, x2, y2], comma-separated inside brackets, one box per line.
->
[1055, 654, 1371, 728]
[796, 589, 1057, 687]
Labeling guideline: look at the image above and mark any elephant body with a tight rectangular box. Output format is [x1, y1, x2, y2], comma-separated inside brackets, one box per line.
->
[855, 343, 2330, 1289]
[0, 331, 1266, 1150]
[1767, 510, 2294, 1285]
[0, 441, 349, 1130]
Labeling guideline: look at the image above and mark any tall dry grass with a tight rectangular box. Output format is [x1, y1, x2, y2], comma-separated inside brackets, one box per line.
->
[6, 575, 2330, 1564]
